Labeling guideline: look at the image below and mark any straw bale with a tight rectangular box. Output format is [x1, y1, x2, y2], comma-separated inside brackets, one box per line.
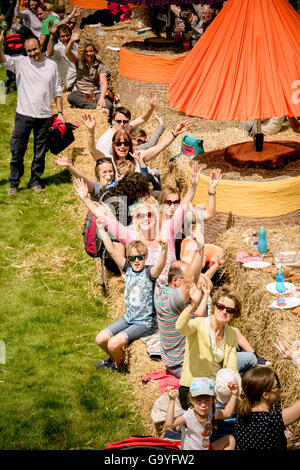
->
[218, 226, 300, 441]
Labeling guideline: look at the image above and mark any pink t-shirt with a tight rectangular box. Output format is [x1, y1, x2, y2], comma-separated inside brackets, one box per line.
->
[105, 205, 185, 288]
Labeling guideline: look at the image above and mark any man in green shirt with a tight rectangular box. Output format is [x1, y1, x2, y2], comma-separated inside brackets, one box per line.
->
[35, 3, 60, 51]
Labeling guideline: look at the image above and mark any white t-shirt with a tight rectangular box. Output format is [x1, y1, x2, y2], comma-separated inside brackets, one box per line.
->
[52, 41, 77, 89]
[2, 55, 61, 118]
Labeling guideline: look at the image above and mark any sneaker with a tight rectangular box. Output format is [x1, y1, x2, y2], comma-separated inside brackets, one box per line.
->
[94, 357, 113, 369]
[8, 187, 18, 196]
[256, 354, 272, 367]
[32, 185, 45, 194]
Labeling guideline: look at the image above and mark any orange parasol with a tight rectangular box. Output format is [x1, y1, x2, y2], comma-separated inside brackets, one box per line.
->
[168, 0, 300, 122]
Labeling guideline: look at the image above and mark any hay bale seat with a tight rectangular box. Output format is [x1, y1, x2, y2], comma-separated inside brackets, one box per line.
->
[101, 266, 166, 436]
[218, 226, 300, 442]
[119, 41, 188, 109]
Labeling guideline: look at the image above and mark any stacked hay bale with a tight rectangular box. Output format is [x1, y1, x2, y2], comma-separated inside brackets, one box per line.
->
[218, 226, 300, 441]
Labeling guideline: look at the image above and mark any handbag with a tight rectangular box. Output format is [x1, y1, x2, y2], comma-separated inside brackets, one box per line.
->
[48, 114, 79, 155]
[170, 134, 204, 162]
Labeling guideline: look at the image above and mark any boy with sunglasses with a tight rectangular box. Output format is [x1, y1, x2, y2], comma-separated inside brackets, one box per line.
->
[94, 219, 168, 371]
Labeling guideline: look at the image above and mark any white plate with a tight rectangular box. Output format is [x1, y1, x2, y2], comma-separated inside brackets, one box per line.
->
[243, 261, 271, 269]
[269, 297, 300, 310]
[266, 282, 294, 294]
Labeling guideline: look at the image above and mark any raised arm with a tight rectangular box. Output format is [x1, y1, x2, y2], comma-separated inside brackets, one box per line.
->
[73, 178, 108, 218]
[51, 154, 96, 193]
[150, 240, 168, 279]
[134, 112, 165, 151]
[217, 383, 239, 420]
[46, 20, 56, 58]
[165, 386, 186, 428]
[204, 169, 222, 220]
[96, 217, 126, 271]
[82, 114, 107, 161]
[129, 90, 157, 128]
[178, 226, 204, 303]
[14, 0, 30, 20]
[65, 26, 80, 64]
[141, 119, 191, 164]
[181, 161, 202, 205]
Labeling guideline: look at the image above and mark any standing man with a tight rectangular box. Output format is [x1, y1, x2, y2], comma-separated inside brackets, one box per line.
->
[34, 3, 60, 51]
[0, 32, 64, 195]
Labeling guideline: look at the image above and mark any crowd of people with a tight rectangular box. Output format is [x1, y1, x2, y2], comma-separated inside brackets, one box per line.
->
[0, 0, 300, 452]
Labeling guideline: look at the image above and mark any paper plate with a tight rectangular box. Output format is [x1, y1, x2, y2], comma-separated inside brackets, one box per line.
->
[266, 282, 294, 295]
[269, 297, 300, 310]
[243, 261, 271, 269]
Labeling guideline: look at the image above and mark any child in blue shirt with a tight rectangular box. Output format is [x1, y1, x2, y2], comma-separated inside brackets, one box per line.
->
[94, 217, 168, 371]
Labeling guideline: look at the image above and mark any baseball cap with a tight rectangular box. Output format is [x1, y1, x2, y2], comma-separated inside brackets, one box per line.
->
[190, 377, 215, 397]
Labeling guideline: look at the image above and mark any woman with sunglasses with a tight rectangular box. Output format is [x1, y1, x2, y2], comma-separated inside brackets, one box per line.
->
[83, 113, 191, 176]
[83, 162, 202, 290]
[235, 366, 300, 450]
[176, 284, 243, 410]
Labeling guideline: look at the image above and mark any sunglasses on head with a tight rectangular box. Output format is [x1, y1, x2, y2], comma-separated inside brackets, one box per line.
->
[115, 119, 129, 124]
[136, 138, 146, 144]
[115, 141, 130, 147]
[137, 212, 155, 219]
[128, 254, 146, 261]
[215, 302, 237, 315]
[165, 199, 180, 207]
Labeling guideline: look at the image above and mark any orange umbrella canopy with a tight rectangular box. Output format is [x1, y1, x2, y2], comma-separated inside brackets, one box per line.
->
[168, 0, 300, 121]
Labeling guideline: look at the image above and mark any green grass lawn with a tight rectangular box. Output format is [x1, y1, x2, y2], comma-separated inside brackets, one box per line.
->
[0, 69, 145, 449]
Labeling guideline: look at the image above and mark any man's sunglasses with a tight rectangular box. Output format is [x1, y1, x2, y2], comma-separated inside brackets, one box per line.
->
[115, 119, 129, 124]
[136, 138, 146, 144]
[115, 141, 130, 147]
[165, 199, 180, 207]
[215, 302, 237, 315]
[128, 254, 146, 261]
[137, 212, 155, 219]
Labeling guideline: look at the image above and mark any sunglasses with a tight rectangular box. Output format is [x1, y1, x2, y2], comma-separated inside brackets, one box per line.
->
[128, 254, 146, 261]
[136, 138, 146, 144]
[115, 141, 130, 147]
[137, 212, 155, 219]
[215, 302, 237, 315]
[165, 199, 180, 207]
[271, 380, 281, 390]
[115, 119, 129, 124]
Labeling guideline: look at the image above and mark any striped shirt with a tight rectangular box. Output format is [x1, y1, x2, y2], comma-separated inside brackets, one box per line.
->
[154, 285, 188, 367]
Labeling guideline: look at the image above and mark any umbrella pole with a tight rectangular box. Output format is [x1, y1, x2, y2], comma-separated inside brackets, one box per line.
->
[254, 118, 264, 152]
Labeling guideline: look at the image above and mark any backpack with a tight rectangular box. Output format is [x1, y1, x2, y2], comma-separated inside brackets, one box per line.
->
[170, 135, 204, 162]
[82, 189, 130, 289]
[105, 436, 181, 450]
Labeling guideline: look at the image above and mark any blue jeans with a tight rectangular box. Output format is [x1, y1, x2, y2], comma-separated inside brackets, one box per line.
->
[237, 351, 257, 376]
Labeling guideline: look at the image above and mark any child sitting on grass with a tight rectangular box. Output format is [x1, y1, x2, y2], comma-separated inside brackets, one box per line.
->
[165, 376, 239, 450]
[94, 218, 168, 371]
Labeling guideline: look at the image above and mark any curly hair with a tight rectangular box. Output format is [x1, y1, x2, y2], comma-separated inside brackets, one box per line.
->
[211, 284, 242, 319]
[113, 172, 150, 205]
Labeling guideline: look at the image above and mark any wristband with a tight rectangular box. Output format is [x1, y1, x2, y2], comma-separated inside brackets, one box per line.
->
[171, 131, 176, 138]
[208, 191, 216, 196]
[58, 111, 64, 115]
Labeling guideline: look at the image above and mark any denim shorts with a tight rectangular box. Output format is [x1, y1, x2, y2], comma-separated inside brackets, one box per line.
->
[104, 316, 154, 345]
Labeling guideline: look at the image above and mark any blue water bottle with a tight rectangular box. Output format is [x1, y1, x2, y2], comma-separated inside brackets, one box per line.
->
[257, 227, 267, 254]
[276, 269, 285, 293]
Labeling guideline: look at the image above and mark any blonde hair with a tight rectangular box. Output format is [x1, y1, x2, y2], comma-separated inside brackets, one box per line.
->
[127, 240, 148, 257]
[132, 196, 160, 239]
[116, 160, 135, 176]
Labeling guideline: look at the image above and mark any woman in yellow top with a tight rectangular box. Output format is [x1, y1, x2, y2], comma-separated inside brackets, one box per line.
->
[176, 284, 241, 410]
